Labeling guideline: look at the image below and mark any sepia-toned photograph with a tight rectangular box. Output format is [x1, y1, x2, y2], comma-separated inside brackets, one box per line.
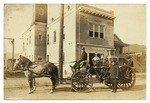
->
[4, 4, 146, 100]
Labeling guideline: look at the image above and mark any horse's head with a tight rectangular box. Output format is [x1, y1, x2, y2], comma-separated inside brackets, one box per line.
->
[13, 55, 24, 71]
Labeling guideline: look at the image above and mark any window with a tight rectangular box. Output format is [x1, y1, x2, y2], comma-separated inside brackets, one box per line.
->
[89, 23, 93, 37]
[26, 38, 28, 45]
[100, 25, 104, 39]
[29, 30, 31, 34]
[23, 42, 25, 51]
[94, 25, 98, 38]
[63, 34, 65, 40]
[39, 35, 42, 41]
[89, 22, 105, 39]
[47, 35, 49, 45]
[38, 57, 42, 61]
[51, 18, 54, 22]
[46, 55, 49, 62]
[53, 31, 56, 43]
[29, 36, 31, 44]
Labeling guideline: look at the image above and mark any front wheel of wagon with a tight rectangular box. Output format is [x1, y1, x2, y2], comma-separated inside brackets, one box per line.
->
[71, 70, 93, 92]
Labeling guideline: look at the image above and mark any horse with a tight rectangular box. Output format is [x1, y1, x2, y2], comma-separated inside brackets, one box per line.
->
[13, 55, 59, 94]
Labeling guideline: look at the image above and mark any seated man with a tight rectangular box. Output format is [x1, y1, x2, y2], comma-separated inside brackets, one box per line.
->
[71, 48, 87, 71]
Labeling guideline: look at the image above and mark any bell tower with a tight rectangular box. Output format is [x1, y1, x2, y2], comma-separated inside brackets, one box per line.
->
[34, 4, 47, 63]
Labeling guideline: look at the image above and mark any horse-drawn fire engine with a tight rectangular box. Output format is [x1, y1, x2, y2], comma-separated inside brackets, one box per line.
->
[13, 49, 136, 94]
[70, 49, 136, 92]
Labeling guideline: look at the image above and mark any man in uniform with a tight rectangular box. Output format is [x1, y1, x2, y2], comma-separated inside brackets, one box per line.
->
[110, 58, 119, 93]
[71, 48, 87, 70]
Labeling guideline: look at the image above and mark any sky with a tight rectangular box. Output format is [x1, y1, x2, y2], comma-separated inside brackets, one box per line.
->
[94, 4, 146, 45]
[4, 4, 146, 53]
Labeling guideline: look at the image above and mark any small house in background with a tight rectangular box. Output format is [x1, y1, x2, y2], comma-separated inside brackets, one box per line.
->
[114, 34, 129, 56]
[123, 44, 146, 72]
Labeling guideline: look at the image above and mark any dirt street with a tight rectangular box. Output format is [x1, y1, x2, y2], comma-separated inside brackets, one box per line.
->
[4, 73, 146, 100]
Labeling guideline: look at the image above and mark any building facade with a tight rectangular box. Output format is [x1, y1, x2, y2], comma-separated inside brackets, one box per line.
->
[22, 4, 47, 63]
[21, 4, 127, 76]
[46, 4, 115, 76]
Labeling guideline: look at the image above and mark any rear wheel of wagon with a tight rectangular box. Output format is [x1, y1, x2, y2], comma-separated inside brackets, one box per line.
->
[117, 65, 136, 90]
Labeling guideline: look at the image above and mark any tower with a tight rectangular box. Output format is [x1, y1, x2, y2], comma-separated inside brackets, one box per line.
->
[22, 4, 47, 63]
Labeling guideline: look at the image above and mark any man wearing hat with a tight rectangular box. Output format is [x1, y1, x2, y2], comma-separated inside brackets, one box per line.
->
[110, 57, 119, 93]
[71, 48, 87, 70]
[80, 48, 87, 62]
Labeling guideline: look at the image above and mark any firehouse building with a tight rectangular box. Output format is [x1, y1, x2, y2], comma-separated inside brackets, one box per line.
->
[22, 4, 127, 77]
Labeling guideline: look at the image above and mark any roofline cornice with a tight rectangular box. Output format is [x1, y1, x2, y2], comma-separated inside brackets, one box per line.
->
[78, 4, 115, 20]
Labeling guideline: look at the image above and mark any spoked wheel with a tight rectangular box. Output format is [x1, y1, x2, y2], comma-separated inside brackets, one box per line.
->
[117, 65, 136, 90]
[71, 70, 93, 92]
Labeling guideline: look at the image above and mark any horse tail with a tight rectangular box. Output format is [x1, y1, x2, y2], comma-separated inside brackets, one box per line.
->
[53, 63, 59, 79]
[48, 62, 59, 85]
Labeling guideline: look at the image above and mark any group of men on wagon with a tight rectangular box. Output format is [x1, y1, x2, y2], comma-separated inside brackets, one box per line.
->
[71, 47, 134, 93]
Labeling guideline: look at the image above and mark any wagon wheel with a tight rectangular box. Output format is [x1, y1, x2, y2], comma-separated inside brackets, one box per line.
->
[71, 70, 93, 92]
[117, 65, 136, 90]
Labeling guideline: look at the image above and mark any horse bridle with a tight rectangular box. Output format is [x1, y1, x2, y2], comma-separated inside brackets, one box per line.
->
[15, 57, 26, 71]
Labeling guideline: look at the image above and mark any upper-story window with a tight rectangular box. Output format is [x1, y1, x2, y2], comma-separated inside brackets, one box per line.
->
[23, 42, 25, 52]
[47, 34, 49, 45]
[26, 38, 28, 45]
[38, 57, 42, 62]
[100, 25, 104, 39]
[46, 55, 49, 62]
[53, 31, 56, 43]
[29, 36, 31, 44]
[94, 25, 98, 38]
[39, 35, 42, 41]
[89, 22, 105, 39]
[89, 23, 93, 37]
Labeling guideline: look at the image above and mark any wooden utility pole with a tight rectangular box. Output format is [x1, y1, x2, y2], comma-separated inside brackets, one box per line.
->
[4, 38, 15, 70]
[59, 4, 64, 84]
